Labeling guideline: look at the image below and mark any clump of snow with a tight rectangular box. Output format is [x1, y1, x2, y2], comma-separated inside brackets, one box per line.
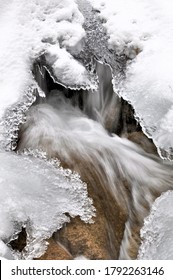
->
[0, 151, 95, 259]
[45, 45, 90, 87]
[90, 0, 173, 158]
[0, 0, 89, 123]
[138, 191, 173, 260]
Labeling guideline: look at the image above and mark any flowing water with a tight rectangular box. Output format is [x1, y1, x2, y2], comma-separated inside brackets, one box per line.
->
[17, 60, 173, 259]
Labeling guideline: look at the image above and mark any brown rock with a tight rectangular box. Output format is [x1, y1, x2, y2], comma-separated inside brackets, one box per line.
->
[37, 175, 127, 260]
[38, 238, 73, 260]
[37, 131, 158, 260]
[50, 157, 127, 260]
[124, 131, 157, 155]
[55, 187, 126, 260]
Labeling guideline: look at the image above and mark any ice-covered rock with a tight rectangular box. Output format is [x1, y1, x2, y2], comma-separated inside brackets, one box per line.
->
[0, 151, 94, 259]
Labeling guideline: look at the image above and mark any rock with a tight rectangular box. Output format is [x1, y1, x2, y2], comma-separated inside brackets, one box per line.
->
[124, 131, 157, 155]
[38, 238, 73, 260]
[55, 187, 126, 260]
[36, 196, 126, 261]
[9, 227, 27, 252]
[38, 158, 127, 260]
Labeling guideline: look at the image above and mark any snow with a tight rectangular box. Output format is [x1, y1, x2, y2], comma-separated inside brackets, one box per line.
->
[138, 191, 173, 260]
[89, 0, 148, 58]
[0, 0, 89, 122]
[0, 0, 97, 259]
[89, 0, 173, 158]
[2, 0, 173, 157]
[1, 0, 173, 260]
[0, 0, 97, 150]
[0, 151, 94, 259]
[45, 45, 89, 86]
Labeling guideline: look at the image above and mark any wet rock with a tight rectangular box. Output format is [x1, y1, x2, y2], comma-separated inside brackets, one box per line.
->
[36, 181, 127, 260]
[38, 238, 73, 260]
[37, 155, 127, 260]
[124, 131, 157, 155]
[54, 185, 126, 260]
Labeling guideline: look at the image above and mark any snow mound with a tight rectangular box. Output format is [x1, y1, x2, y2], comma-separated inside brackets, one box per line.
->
[0, 150, 94, 259]
[0, 0, 97, 149]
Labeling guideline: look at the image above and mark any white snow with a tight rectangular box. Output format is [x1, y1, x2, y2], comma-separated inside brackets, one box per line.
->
[2, 0, 173, 156]
[0, 151, 94, 259]
[0, 0, 87, 121]
[1, 0, 173, 260]
[138, 191, 173, 260]
[45, 45, 89, 86]
[90, 0, 173, 157]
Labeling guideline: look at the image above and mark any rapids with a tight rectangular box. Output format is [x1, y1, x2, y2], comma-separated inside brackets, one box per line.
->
[17, 61, 173, 259]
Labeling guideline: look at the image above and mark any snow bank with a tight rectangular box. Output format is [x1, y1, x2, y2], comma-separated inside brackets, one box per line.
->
[90, 0, 173, 158]
[0, 151, 94, 259]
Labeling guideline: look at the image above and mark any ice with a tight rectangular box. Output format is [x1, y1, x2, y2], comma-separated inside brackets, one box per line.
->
[1, 0, 173, 260]
[77, 0, 126, 80]
[0, 0, 95, 149]
[138, 191, 173, 260]
[18, 91, 173, 259]
[89, 0, 173, 158]
[89, 0, 149, 58]
[2, 0, 173, 158]
[0, 1, 96, 256]
[45, 45, 90, 87]
[0, 151, 94, 259]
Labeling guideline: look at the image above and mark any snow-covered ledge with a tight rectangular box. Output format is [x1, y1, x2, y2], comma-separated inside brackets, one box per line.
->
[89, 0, 173, 159]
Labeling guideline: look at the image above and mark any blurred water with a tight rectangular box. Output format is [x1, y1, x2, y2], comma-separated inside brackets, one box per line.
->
[18, 62, 173, 259]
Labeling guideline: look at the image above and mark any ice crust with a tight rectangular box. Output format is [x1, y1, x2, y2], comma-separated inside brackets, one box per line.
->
[0, 150, 94, 259]
[138, 191, 173, 260]
[90, 0, 173, 158]
[0, 0, 94, 146]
